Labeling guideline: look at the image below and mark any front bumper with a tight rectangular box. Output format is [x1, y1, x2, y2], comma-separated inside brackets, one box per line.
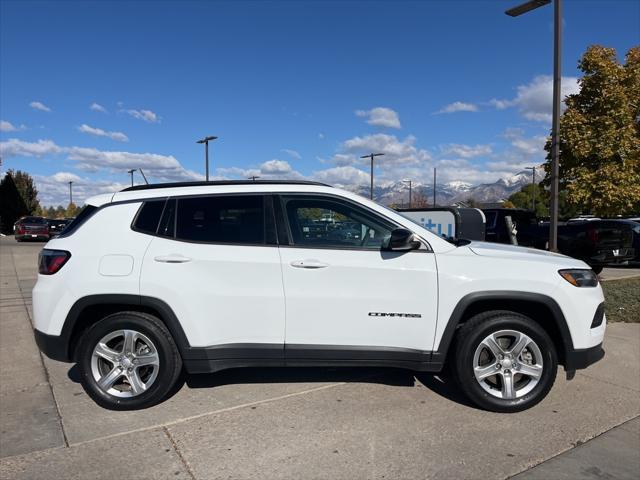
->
[565, 342, 605, 372]
[33, 329, 71, 362]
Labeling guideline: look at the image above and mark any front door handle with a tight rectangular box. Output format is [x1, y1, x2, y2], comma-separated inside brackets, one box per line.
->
[154, 254, 192, 264]
[290, 259, 329, 269]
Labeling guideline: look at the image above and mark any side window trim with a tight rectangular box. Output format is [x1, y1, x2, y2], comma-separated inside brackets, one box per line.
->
[276, 193, 400, 251]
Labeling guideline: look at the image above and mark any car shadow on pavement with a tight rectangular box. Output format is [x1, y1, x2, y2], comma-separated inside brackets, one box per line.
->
[67, 365, 479, 409]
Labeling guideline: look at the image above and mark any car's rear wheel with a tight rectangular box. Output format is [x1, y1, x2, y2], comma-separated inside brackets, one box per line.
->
[76, 311, 182, 410]
[453, 310, 557, 413]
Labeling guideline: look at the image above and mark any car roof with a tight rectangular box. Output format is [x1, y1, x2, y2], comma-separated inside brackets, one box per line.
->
[121, 180, 329, 192]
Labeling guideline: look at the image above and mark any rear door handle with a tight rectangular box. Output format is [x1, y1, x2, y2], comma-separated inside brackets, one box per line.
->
[290, 259, 329, 269]
[154, 254, 192, 264]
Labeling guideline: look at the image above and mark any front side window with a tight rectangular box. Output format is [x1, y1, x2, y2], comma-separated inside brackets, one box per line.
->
[175, 195, 265, 244]
[281, 195, 394, 249]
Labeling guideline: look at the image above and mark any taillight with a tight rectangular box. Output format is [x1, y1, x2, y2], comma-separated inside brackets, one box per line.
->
[17, 225, 25, 234]
[587, 227, 599, 245]
[38, 249, 71, 275]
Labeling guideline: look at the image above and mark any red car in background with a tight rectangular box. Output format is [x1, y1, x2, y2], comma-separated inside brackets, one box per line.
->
[14, 216, 50, 242]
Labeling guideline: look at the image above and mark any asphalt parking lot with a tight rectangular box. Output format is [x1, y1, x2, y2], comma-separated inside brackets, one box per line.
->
[1, 237, 638, 479]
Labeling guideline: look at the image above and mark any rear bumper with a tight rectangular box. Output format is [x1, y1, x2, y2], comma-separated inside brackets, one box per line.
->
[589, 248, 635, 265]
[15, 234, 49, 241]
[565, 342, 604, 372]
[33, 329, 71, 362]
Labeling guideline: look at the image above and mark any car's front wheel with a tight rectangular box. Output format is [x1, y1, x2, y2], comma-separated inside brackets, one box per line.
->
[76, 311, 182, 410]
[453, 310, 557, 413]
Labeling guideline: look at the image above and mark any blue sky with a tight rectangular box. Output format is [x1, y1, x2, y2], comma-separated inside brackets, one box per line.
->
[1, 0, 638, 205]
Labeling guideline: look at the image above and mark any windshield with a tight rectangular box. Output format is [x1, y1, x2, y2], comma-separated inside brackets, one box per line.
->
[21, 217, 47, 224]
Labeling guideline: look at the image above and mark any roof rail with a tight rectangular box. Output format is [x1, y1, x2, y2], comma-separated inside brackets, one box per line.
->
[121, 180, 331, 192]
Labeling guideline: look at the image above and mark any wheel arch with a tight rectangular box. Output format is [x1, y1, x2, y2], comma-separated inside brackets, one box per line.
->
[60, 294, 191, 361]
[433, 291, 574, 369]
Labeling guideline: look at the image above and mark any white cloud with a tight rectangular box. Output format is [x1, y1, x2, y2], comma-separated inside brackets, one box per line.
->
[0, 138, 200, 183]
[90, 102, 108, 113]
[29, 101, 51, 112]
[125, 109, 160, 123]
[312, 166, 370, 187]
[490, 75, 580, 123]
[34, 173, 127, 207]
[260, 159, 293, 175]
[355, 107, 401, 129]
[51, 172, 82, 183]
[435, 101, 478, 114]
[0, 120, 26, 132]
[78, 124, 129, 142]
[440, 144, 492, 159]
[281, 148, 301, 160]
[0, 138, 62, 157]
[340, 133, 431, 167]
[218, 159, 301, 180]
[318, 133, 325, 140]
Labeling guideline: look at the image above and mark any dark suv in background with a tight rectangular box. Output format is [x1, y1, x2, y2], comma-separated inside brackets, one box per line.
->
[482, 209, 636, 273]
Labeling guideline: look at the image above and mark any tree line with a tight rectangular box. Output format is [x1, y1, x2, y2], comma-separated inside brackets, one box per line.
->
[0, 170, 81, 233]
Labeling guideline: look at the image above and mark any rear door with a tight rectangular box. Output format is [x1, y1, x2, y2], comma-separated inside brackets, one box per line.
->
[140, 194, 285, 351]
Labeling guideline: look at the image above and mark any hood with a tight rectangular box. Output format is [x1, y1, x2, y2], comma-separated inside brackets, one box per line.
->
[466, 241, 589, 269]
[468, 241, 565, 259]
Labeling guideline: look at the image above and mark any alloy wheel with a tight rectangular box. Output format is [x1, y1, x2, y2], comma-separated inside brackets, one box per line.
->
[90, 329, 160, 398]
[472, 329, 544, 400]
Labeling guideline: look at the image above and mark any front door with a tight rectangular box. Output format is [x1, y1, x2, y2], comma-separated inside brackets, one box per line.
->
[276, 194, 438, 355]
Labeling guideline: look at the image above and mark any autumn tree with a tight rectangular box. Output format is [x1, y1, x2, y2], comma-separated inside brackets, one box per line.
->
[543, 45, 640, 216]
[7, 169, 41, 214]
[65, 203, 81, 217]
[508, 184, 549, 218]
[0, 173, 29, 233]
[411, 192, 430, 208]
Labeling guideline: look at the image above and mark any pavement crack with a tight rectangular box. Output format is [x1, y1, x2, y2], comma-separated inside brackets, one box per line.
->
[163, 426, 197, 480]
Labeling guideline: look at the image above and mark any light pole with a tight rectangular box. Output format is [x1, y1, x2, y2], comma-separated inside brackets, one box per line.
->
[68, 181, 73, 205]
[506, 0, 561, 251]
[525, 166, 537, 213]
[196, 135, 218, 181]
[127, 169, 137, 187]
[433, 167, 437, 206]
[248, 175, 260, 181]
[360, 153, 384, 200]
[402, 179, 413, 207]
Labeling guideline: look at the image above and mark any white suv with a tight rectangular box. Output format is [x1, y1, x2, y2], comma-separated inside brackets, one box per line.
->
[33, 181, 606, 412]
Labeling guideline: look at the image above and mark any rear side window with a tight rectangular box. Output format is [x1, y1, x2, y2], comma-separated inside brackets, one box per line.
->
[176, 195, 265, 244]
[58, 205, 98, 237]
[133, 200, 166, 234]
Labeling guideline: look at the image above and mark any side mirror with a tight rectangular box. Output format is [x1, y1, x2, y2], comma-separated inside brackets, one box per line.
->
[385, 228, 422, 251]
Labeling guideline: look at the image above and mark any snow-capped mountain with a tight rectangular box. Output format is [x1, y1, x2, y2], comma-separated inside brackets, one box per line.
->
[342, 169, 539, 206]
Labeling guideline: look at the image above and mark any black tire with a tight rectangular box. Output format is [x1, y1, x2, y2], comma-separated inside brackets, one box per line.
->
[591, 265, 604, 274]
[453, 310, 557, 413]
[76, 311, 182, 410]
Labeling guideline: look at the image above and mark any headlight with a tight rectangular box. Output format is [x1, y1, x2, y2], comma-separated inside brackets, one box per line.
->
[559, 269, 598, 287]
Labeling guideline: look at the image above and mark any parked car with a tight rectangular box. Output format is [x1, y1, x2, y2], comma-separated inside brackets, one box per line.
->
[47, 218, 73, 237]
[33, 181, 605, 412]
[483, 209, 635, 273]
[14, 216, 50, 242]
[482, 209, 542, 246]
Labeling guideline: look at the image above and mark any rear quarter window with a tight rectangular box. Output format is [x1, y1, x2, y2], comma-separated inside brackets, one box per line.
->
[132, 200, 166, 234]
[58, 205, 98, 237]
